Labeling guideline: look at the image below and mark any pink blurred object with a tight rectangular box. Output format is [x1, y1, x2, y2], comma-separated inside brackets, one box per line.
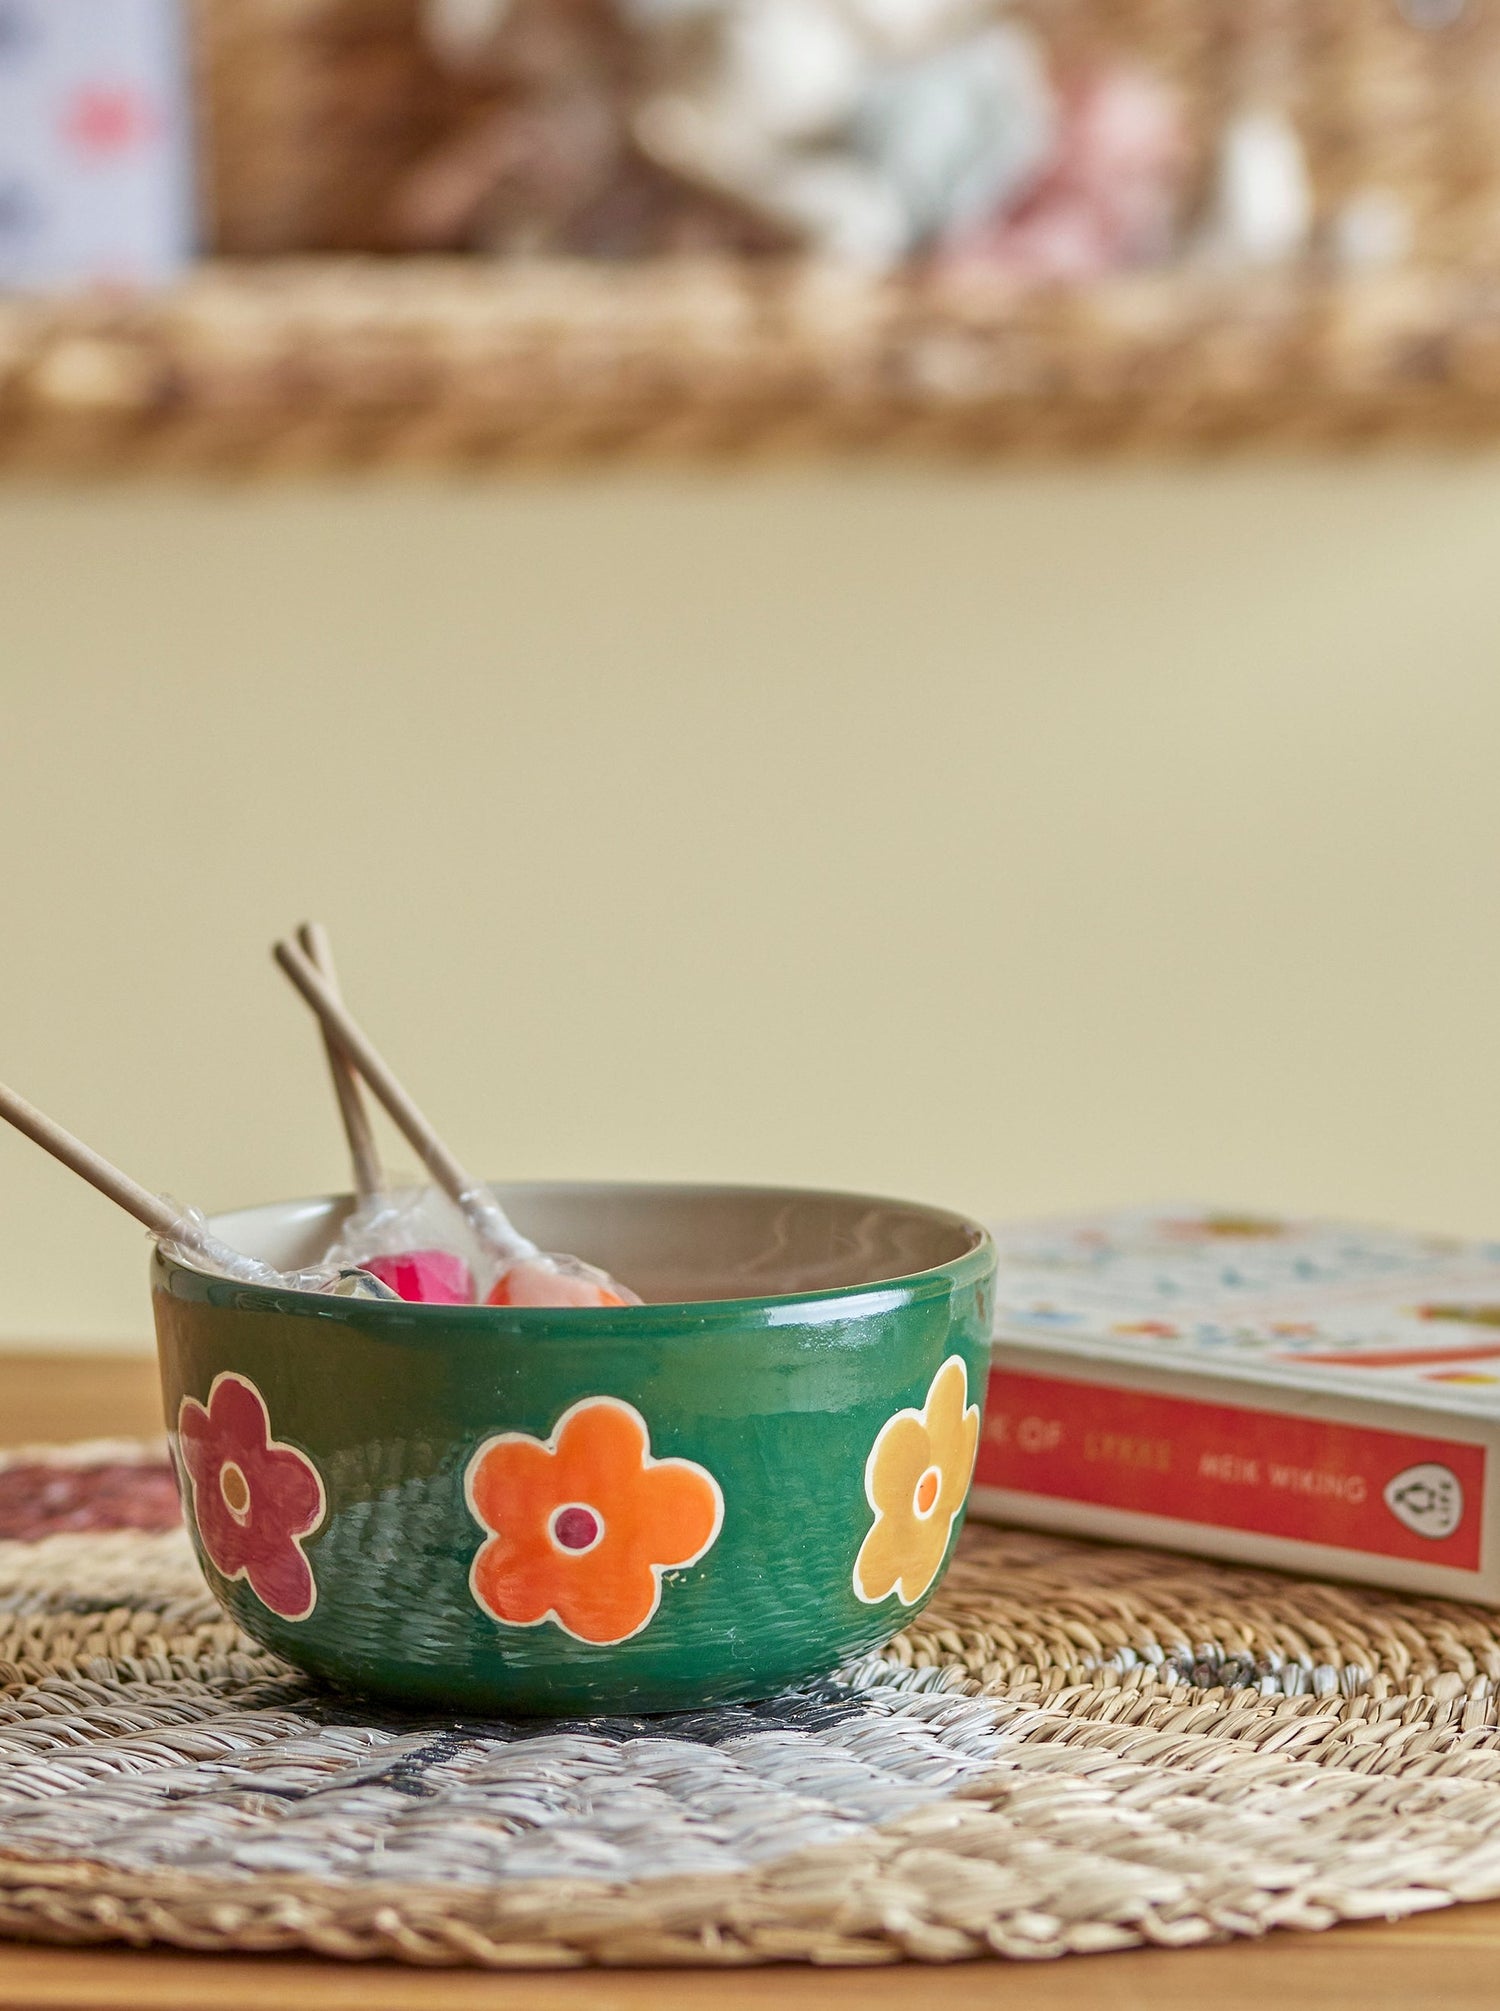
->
[940, 65, 1184, 279]
[363, 1249, 476, 1305]
[0, 0, 196, 293]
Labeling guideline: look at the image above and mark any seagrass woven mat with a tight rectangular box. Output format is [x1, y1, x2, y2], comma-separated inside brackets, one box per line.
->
[6, 1443, 1500, 1967]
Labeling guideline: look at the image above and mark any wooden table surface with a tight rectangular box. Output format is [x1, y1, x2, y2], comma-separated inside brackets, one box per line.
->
[5, 1350, 1500, 2010]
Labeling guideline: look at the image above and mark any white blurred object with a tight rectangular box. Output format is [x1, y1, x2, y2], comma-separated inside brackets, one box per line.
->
[1398, 0, 1466, 25]
[635, 1, 1055, 267]
[1332, 187, 1414, 270]
[426, 0, 515, 63]
[1204, 106, 1312, 265]
[764, 155, 911, 263]
[0, 0, 195, 292]
[843, 0, 991, 61]
[854, 27, 1054, 241]
[724, 0, 867, 139]
[619, 0, 718, 20]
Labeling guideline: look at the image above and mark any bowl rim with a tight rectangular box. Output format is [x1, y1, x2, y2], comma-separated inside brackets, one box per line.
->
[153, 1178, 996, 1328]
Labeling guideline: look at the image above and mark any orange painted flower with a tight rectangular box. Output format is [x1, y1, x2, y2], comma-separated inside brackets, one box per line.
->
[853, 1356, 979, 1607]
[465, 1398, 724, 1646]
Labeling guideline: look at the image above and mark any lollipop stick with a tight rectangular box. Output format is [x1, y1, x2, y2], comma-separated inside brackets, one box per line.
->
[273, 937, 530, 1259]
[298, 921, 384, 1203]
[0, 1079, 184, 1241]
[0, 1074, 359, 1292]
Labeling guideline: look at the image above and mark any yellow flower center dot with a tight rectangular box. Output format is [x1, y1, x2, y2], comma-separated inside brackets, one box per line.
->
[914, 1466, 941, 1518]
[220, 1459, 251, 1520]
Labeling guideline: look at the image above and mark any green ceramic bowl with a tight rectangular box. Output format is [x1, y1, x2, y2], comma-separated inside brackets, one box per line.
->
[152, 1183, 996, 1716]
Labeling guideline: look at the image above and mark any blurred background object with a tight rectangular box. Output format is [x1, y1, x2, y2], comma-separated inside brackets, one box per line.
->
[4, 0, 1500, 1353]
[188, 0, 463, 257]
[621, 0, 1062, 270]
[10, 0, 1481, 287]
[189, 0, 1495, 273]
[259, 0, 1190, 274]
[0, 0, 195, 291]
[0, 0, 1495, 467]
[394, 0, 790, 257]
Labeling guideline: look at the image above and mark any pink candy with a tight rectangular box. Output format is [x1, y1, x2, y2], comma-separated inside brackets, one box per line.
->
[940, 65, 1184, 281]
[363, 1249, 476, 1306]
[357, 1243, 634, 1309]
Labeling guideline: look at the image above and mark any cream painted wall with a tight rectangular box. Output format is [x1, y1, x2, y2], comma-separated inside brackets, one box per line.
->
[2, 462, 1500, 1348]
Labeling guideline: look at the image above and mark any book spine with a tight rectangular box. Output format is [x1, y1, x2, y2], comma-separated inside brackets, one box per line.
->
[971, 1354, 1499, 1601]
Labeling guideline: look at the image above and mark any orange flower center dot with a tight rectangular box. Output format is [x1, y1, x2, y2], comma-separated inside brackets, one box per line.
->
[550, 1503, 603, 1553]
[914, 1466, 941, 1517]
[220, 1459, 251, 1520]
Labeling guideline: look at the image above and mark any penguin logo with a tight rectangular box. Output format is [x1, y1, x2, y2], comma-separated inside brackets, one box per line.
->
[1383, 1463, 1464, 1541]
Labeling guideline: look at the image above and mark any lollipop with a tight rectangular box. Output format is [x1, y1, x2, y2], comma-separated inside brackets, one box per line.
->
[296, 923, 476, 1307]
[0, 1078, 393, 1301]
[363, 1248, 475, 1304]
[487, 1253, 631, 1307]
[274, 932, 640, 1310]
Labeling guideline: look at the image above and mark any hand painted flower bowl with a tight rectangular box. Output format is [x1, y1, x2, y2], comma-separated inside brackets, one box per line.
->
[152, 1183, 996, 1715]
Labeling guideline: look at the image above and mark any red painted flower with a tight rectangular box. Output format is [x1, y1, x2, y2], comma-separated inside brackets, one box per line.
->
[176, 1374, 325, 1622]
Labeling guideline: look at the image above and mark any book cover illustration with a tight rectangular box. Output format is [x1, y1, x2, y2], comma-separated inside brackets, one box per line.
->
[989, 1207, 1500, 1399]
[0, 0, 195, 292]
[978, 1209, 1500, 1598]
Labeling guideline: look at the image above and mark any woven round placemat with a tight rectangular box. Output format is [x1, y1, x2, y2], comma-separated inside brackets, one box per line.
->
[3, 1442, 1500, 1967]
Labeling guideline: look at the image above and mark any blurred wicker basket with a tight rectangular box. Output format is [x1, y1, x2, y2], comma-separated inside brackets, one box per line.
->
[7, 258, 1500, 471]
[191, 0, 1500, 266]
[6, 0, 1500, 468]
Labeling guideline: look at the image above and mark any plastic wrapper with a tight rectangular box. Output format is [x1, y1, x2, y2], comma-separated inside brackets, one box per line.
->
[457, 1187, 641, 1304]
[156, 1203, 399, 1301]
[323, 1186, 484, 1303]
[455, 1185, 539, 1264]
[324, 1268, 403, 1301]
[327, 1184, 641, 1306]
[157, 1202, 331, 1293]
[162, 1188, 642, 1310]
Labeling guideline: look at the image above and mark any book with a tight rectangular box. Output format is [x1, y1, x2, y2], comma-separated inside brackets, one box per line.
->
[974, 1207, 1500, 1602]
[0, 0, 195, 293]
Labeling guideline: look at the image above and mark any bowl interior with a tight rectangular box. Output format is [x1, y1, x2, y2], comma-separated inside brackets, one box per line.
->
[207, 1182, 985, 1305]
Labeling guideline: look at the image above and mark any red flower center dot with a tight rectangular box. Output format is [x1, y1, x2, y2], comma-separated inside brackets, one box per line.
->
[914, 1467, 941, 1517]
[551, 1504, 602, 1552]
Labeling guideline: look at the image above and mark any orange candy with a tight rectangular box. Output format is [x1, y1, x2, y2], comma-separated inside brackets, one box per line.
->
[486, 1258, 628, 1309]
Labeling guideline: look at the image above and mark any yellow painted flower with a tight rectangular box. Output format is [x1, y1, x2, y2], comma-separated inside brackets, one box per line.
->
[853, 1356, 979, 1607]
